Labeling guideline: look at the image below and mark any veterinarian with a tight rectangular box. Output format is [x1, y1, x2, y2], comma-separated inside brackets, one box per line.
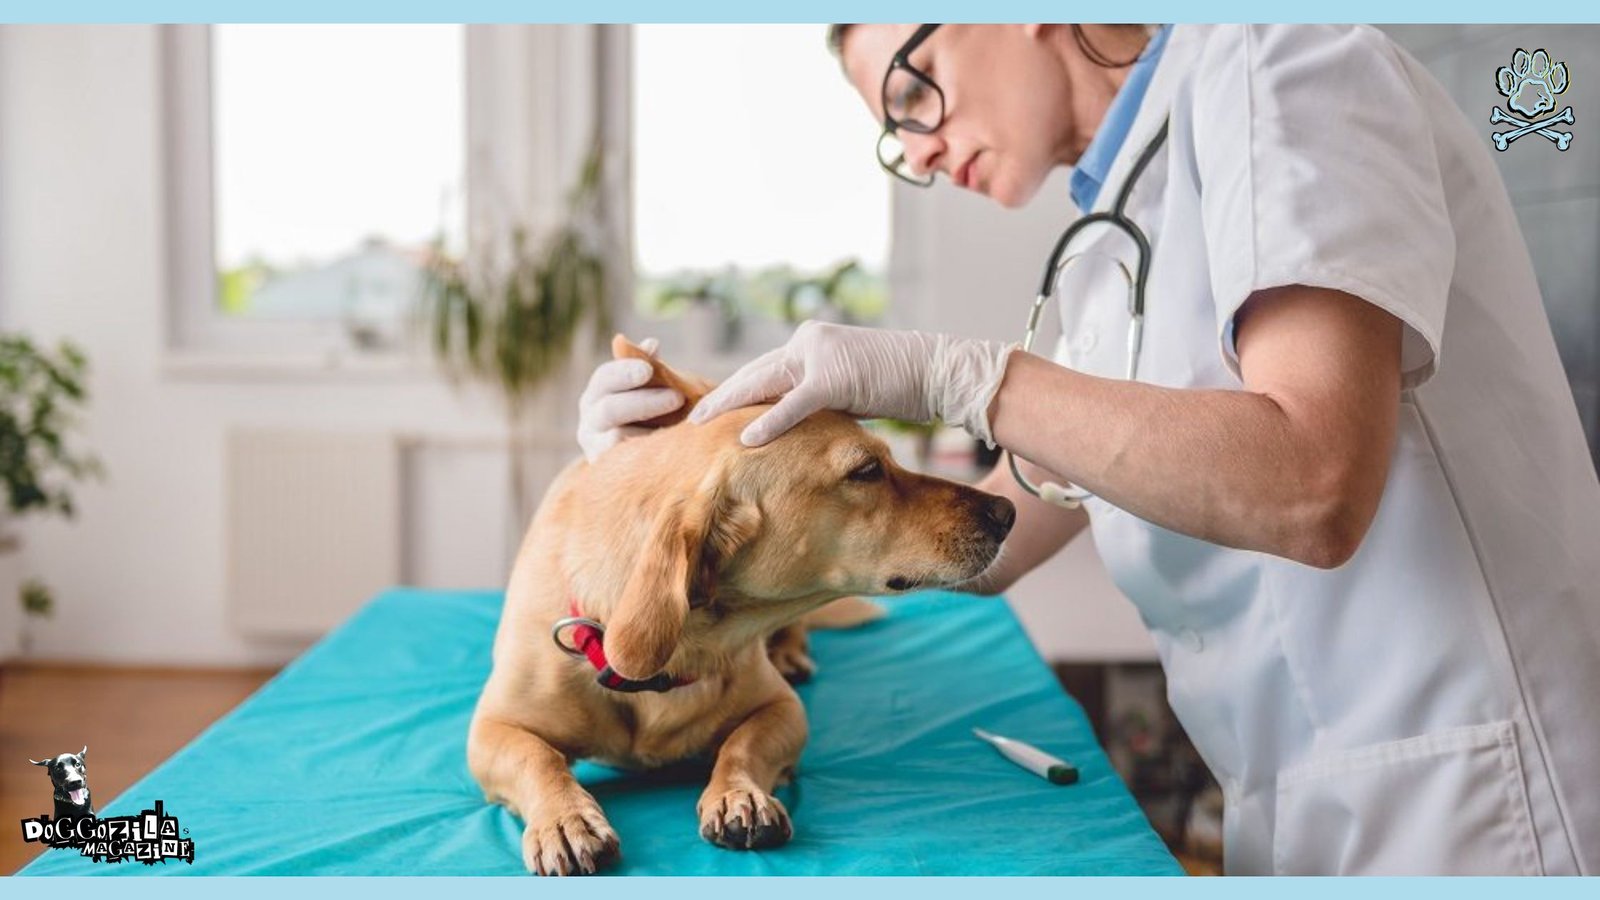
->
[577, 24, 1600, 875]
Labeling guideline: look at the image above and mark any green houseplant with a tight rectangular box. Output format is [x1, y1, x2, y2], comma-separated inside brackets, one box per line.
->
[420, 139, 613, 536]
[0, 334, 103, 656]
[779, 259, 885, 326]
[639, 268, 743, 355]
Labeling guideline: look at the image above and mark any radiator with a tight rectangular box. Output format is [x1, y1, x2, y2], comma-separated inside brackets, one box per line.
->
[226, 429, 401, 637]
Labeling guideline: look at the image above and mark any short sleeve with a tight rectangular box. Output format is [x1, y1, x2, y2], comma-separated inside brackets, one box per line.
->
[1192, 25, 1455, 390]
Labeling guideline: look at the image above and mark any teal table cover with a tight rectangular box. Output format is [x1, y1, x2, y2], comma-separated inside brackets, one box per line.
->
[20, 588, 1181, 876]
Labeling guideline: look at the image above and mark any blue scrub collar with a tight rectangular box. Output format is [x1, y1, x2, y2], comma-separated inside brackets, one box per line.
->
[1068, 25, 1172, 214]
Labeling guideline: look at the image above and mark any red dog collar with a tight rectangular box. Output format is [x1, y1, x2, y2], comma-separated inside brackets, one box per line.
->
[551, 599, 696, 694]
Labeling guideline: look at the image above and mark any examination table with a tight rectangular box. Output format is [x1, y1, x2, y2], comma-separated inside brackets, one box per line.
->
[20, 588, 1181, 875]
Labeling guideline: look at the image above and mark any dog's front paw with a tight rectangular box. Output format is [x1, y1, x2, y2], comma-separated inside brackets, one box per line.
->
[766, 626, 817, 684]
[522, 797, 620, 876]
[697, 786, 793, 850]
[768, 643, 817, 684]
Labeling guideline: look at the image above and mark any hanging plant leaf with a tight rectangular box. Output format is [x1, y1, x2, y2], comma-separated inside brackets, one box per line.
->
[0, 335, 103, 520]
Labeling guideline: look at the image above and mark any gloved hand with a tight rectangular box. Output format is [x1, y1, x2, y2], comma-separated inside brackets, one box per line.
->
[575, 337, 685, 462]
[688, 321, 1019, 448]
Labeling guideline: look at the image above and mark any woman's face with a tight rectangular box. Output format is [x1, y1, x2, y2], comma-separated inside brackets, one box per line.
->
[840, 24, 1081, 209]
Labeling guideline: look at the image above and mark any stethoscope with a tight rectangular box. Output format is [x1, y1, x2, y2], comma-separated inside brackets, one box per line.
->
[1008, 116, 1171, 509]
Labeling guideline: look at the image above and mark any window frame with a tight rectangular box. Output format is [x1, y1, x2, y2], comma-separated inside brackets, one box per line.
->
[620, 24, 898, 365]
[157, 24, 902, 376]
[159, 24, 473, 372]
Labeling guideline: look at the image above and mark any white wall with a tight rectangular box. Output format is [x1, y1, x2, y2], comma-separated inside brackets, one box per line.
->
[0, 25, 585, 666]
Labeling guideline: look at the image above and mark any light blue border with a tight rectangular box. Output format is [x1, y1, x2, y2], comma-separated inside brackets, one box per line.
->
[3, 0, 1596, 893]
[2, 2, 1600, 23]
[7, 875, 1600, 895]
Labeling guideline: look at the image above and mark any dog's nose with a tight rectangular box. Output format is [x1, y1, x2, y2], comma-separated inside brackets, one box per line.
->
[980, 495, 1016, 540]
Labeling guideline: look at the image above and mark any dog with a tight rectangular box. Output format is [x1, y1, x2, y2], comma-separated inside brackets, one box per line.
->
[467, 336, 1015, 875]
[29, 746, 94, 819]
[762, 590, 886, 685]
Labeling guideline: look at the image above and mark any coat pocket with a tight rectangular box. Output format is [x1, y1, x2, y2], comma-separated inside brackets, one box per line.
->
[1272, 720, 1542, 875]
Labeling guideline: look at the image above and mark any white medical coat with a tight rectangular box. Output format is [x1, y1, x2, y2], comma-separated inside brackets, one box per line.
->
[1052, 24, 1600, 875]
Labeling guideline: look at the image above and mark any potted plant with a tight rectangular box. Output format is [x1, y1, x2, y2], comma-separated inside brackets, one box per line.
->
[0, 335, 103, 660]
[779, 259, 886, 326]
[639, 267, 742, 359]
[420, 138, 614, 545]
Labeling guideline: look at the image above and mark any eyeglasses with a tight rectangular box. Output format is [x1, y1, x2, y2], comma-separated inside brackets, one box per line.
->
[875, 24, 945, 187]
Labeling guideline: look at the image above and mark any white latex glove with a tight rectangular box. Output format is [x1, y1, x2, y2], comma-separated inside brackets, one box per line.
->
[688, 321, 1018, 448]
[575, 337, 685, 462]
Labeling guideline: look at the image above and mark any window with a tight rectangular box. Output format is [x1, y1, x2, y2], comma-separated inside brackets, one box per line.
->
[166, 25, 465, 361]
[213, 24, 463, 333]
[631, 25, 890, 351]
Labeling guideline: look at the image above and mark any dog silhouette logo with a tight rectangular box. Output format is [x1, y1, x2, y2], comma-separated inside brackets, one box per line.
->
[29, 746, 94, 820]
[1492, 48, 1574, 151]
[19, 746, 196, 865]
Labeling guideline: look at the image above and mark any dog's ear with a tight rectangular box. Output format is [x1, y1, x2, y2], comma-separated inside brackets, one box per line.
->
[79, 746, 87, 761]
[604, 485, 762, 680]
[29, 757, 49, 767]
[611, 334, 715, 428]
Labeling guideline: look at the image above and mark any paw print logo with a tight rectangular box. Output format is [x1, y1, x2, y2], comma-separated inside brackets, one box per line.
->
[1491, 48, 1574, 151]
[1499, 48, 1567, 116]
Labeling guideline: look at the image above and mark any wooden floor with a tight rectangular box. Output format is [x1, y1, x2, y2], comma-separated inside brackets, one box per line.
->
[0, 663, 277, 875]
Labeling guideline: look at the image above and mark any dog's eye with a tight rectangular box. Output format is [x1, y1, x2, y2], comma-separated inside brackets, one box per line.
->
[846, 459, 884, 483]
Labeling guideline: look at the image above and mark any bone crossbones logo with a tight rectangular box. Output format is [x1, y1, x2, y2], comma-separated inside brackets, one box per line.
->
[1492, 48, 1574, 152]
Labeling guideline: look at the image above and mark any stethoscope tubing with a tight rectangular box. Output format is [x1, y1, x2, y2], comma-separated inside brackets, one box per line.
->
[1009, 117, 1171, 509]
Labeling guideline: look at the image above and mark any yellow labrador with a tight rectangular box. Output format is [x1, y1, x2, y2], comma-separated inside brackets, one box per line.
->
[467, 337, 1015, 875]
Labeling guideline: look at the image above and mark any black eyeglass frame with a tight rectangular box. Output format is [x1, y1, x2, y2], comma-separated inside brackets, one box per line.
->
[875, 23, 945, 187]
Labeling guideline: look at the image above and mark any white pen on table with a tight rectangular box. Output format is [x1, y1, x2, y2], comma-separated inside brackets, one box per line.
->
[972, 727, 1080, 785]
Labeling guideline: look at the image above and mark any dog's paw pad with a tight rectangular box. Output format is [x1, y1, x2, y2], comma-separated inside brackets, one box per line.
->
[721, 815, 751, 847]
[748, 817, 790, 847]
[698, 789, 793, 850]
[523, 809, 620, 876]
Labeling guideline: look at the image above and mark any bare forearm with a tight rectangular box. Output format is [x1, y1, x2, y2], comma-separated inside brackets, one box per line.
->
[987, 351, 1394, 568]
